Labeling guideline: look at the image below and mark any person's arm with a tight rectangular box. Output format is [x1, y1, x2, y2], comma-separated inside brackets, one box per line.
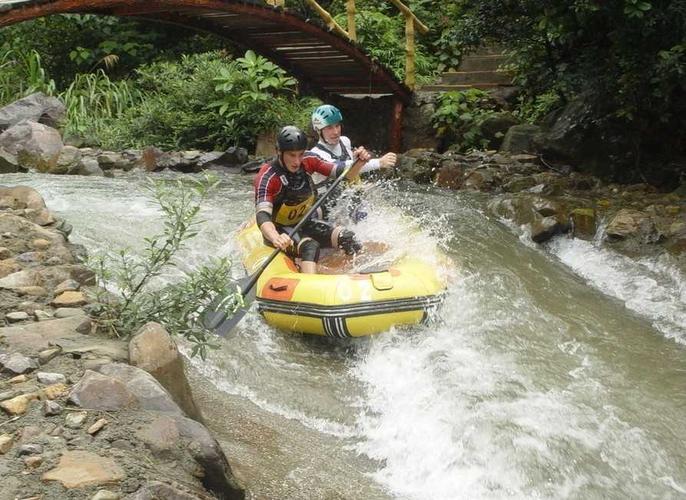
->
[257, 216, 292, 250]
[346, 146, 371, 179]
[360, 152, 397, 173]
[255, 169, 292, 250]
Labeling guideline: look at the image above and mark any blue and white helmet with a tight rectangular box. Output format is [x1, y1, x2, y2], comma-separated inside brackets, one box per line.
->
[311, 104, 343, 132]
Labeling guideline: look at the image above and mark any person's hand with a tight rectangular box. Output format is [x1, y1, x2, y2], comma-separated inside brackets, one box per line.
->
[271, 233, 293, 251]
[379, 152, 397, 168]
[353, 146, 371, 163]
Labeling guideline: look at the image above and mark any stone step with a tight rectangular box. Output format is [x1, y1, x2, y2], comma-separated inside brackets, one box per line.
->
[441, 70, 512, 85]
[419, 82, 512, 92]
[458, 54, 508, 72]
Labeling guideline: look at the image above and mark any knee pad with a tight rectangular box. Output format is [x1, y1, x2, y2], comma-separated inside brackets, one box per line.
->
[338, 230, 362, 255]
[298, 238, 320, 262]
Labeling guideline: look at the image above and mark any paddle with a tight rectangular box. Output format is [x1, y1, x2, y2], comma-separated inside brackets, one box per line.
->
[202, 161, 356, 337]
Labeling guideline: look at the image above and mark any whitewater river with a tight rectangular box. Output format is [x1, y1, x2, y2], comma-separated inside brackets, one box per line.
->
[3, 171, 685, 499]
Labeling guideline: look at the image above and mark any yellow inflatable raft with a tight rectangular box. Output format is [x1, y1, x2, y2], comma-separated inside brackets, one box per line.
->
[236, 220, 446, 337]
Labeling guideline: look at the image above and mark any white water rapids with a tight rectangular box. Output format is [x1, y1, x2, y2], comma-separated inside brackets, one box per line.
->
[3, 171, 685, 499]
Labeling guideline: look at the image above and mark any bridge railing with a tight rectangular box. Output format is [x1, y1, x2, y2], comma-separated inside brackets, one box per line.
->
[265, 0, 428, 89]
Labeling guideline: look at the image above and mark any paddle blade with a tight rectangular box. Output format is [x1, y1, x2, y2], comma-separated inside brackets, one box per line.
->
[201, 277, 257, 337]
[214, 305, 251, 337]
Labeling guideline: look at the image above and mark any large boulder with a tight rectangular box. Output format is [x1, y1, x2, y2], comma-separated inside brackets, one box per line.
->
[480, 112, 519, 149]
[0, 92, 65, 130]
[129, 322, 203, 421]
[0, 120, 63, 171]
[0, 148, 20, 173]
[500, 124, 542, 154]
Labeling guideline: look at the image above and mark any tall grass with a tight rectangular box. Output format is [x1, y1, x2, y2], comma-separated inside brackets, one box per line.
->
[59, 69, 142, 142]
[0, 49, 56, 105]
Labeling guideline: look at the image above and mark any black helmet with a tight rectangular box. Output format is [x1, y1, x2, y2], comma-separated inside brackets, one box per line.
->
[277, 126, 308, 151]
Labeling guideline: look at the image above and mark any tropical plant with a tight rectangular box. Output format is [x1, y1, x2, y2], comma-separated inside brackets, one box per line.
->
[210, 50, 300, 139]
[88, 174, 240, 358]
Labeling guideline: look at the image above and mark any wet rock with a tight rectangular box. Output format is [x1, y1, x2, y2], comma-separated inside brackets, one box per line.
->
[530, 215, 568, 243]
[129, 322, 202, 420]
[570, 208, 597, 240]
[0, 92, 65, 130]
[500, 124, 541, 154]
[54, 145, 82, 174]
[606, 209, 654, 241]
[77, 156, 104, 176]
[0, 148, 20, 173]
[434, 161, 464, 190]
[173, 415, 244, 499]
[42, 450, 125, 488]
[0, 120, 63, 171]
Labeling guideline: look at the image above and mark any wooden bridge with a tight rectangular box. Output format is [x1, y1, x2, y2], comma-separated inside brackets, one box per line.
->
[0, 0, 428, 149]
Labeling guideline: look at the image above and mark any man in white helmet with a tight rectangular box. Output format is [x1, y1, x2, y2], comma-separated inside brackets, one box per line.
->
[307, 104, 397, 221]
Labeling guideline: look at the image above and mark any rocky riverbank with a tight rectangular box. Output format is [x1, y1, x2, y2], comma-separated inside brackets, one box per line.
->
[394, 149, 686, 265]
[0, 186, 245, 500]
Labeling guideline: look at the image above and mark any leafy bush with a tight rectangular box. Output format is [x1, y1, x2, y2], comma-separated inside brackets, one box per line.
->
[431, 89, 498, 151]
[98, 50, 316, 151]
[88, 174, 240, 358]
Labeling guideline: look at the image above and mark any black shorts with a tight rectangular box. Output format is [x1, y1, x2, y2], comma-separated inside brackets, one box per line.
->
[268, 219, 336, 259]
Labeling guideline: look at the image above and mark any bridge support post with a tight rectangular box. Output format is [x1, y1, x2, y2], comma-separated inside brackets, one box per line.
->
[389, 98, 404, 153]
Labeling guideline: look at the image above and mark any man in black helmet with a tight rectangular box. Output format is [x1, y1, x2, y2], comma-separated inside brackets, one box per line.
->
[253, 125, 370, 273]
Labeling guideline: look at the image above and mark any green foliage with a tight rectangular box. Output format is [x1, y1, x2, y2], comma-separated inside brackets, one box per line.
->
[0, 49, 56, 105]
[0, 14, 232, 89]
[332, 6, 435, 83]
[59, 70, 142, 144]
[450, 0, 686, 163]
[101, 50, 316, 151]
[210, 50, 300, 140]
[88, 174, 239, 359]
[432, 89, 498, 151]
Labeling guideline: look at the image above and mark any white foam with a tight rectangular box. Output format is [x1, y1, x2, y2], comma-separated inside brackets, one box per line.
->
[547, 238, 686, 343]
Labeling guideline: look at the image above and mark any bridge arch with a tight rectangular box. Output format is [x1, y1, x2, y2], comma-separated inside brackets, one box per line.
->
[0, 0, 411, 149]
[0, 0, 412, 98]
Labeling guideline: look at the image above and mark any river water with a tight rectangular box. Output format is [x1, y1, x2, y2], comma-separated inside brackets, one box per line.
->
[3, 171, 685, 499]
